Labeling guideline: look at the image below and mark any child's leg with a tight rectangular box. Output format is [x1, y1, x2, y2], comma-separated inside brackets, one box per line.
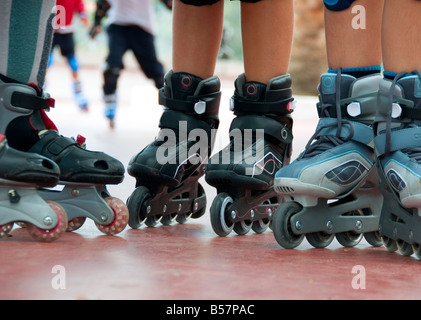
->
[172, 0, 224, 79]
[241, 0, 294, 83]
[0, 0, 55, 87]
[324, 0, 383, 71]
[382, 0, 421, 74]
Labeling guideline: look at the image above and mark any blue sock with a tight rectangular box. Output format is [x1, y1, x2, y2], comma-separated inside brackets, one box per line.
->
[328, 66, 382, 78]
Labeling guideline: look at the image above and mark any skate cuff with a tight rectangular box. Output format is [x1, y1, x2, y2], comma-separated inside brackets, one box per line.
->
[230, 96, 295, 116]
[158, 88, 221, 116]
[375, 127, 421, 156]
[230, 115, 293, 144]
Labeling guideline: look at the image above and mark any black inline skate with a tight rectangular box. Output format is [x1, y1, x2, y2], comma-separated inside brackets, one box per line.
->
[375, 71, 421, 258]
[272, 71, 383, 249]
[127, 70, 221, 228]
[205, 73, 294, 236]
[0, 74, 128, 235]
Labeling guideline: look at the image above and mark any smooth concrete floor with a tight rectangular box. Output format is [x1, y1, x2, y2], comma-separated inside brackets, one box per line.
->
[1, 64, 421, 300]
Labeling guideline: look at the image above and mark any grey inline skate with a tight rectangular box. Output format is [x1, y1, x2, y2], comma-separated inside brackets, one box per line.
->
[375, 71, 421, 258]
[272, 71, 383, 249]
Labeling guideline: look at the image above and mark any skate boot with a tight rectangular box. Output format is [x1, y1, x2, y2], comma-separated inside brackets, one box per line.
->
[73, 79, 88, 111]
[127, 70, 221, 228]
[104, 93, 117, 129]
[0, 74, 128, 235]
[375, 71, 421, 258]
[0, 133, 68, 241]
[205, 73, 294, 236]
[272, 71, 383, 249]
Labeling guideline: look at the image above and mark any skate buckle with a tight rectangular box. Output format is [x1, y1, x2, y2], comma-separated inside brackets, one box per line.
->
[347, 102, 361, 117]
[8, 189, 21, 204]
[194, 100, 206, 115]
[287, 100, 296, 112]
[391, 103, 402, 118]
[47, 97, 55, 108]
[76, 135, 86, 148]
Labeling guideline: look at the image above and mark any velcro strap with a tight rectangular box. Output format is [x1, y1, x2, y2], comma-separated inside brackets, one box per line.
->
[159, 110, 213, 133]
[375, 126, 421, 156]
[158, 88, 221, 115]
[11, 92, 55, 109]
[231, 95, 294, 115]
[230, 115, 292, 144]
[394, 104, 421, 120]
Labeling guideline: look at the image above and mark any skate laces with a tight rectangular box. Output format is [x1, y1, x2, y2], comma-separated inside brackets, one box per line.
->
[390, 70, 421, 162]
[300, 69, 354, 159]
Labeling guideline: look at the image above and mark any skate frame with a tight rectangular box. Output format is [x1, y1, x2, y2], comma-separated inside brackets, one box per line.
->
[287, 167, 383, 235]
[38, 182, 115, 225]
[0, 179, 58, 228]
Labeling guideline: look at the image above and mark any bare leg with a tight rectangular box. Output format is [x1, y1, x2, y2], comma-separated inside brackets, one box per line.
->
[172, 0, 224, 79]
[241, 0, 294, 84]
[324, 0, 383, 70]
[382, 0, 421, 73]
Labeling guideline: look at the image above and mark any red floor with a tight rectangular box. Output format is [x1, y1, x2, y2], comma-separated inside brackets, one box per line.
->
[1, 65, 420, 300]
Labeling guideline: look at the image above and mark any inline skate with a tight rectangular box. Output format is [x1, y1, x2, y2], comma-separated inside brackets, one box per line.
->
[375, 71, 421, 258]
[0, 133, 68, 242]
[127, 70, 220, 228]
[205, 73, 294, 236]
[73, 79, 89, 111]
[272, 71, 383, 249]
[0, 74, 128, 235]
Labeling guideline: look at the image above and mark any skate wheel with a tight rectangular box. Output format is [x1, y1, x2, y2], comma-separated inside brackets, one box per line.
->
[411, 243, 421, 260]
[210, 193, 234, 237]
[176, 212, 193, 224]
[272, 201, 304, 249]
[26, 201, 68, 242]
[306, 232, 334, 249]
[145, 215, 162, 227]
[67, 216, 87, 232]
[382, 236, 398, 252]
[127, 186, 151, 229]
[0, 223, 13, 238]
[95, 197, 129, 235]
[233, 220, 253, 235]
[364, 231, 383, 247]
[252, 219, 270, 234]
[396, 239, 414, 256]
[336, 231, 363, 248]
[161, 214, 178, 226]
